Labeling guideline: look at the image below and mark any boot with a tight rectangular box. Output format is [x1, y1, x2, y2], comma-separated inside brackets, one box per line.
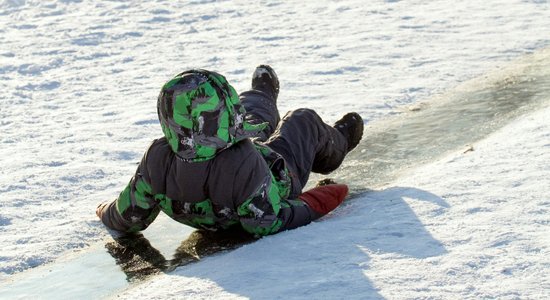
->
[251, 65, 279, 102]
[334, 112, 364, 152]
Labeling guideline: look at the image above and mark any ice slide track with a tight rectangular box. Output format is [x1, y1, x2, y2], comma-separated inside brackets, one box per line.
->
[1, 47, 549, 299]
[330, 46, 550, 195]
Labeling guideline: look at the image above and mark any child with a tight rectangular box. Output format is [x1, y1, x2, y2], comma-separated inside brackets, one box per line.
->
[97, 66, 363, 236]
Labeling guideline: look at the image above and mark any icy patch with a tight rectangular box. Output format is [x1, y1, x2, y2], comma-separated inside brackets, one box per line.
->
[314, 47, 550, 190]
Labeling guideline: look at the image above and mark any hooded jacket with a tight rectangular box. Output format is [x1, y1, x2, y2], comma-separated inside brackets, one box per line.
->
[99, 70, 307, 236]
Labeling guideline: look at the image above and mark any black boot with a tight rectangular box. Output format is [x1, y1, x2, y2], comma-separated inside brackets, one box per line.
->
[251, 65, 279, 103]
[334, 112, 364, 152]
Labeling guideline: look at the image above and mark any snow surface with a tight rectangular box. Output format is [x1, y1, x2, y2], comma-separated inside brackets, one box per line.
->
[0, 0, 549, 298]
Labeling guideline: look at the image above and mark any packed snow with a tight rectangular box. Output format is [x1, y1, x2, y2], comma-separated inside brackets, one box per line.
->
[0, 0, 549, 298]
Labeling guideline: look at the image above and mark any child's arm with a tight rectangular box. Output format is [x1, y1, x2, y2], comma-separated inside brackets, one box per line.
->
[96, 162, 161, 233]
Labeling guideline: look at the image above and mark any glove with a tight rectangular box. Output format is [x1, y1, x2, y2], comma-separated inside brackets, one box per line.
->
[298, 184, 348, 216]
[96, 201, 130, 236]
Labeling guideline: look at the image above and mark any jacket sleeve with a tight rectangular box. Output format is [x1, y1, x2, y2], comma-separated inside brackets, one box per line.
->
[97, 157, 161, 233]
[236, 175, 348, 236]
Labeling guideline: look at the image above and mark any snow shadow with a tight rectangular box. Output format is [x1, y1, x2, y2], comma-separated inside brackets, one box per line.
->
[348, 186, 449, 258]
[171, 230, 384, 299]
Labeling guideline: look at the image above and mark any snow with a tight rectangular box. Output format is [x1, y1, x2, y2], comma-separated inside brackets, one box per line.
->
[1, 0, 549, 298]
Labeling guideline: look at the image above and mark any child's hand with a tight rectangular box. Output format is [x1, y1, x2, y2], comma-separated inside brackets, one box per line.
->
[96, 202, 109, 218]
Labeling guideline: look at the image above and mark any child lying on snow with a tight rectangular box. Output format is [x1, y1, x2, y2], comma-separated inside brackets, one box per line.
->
[96, 65, 363, 236]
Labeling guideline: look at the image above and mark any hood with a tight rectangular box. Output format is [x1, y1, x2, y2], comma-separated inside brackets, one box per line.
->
[157, 69, 266, 162]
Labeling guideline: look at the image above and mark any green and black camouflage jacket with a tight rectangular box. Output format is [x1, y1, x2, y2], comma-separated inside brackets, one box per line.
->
[99, 137, 316, 236]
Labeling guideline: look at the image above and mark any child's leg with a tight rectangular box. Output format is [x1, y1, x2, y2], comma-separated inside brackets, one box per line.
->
[239, 90, 280, 142]
[265, 108, 348, 198]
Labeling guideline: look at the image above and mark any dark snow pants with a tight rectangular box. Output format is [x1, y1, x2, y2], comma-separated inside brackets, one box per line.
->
[240, 90, 348, 198]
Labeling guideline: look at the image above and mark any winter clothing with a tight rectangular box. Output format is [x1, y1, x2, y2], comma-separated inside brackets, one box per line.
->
[97, 68, 359, 237]
[334, 112, 364, 152]
[157, 69, 265, 162]
[251, 65, 279, 101]
[298, 184, 349, 216]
